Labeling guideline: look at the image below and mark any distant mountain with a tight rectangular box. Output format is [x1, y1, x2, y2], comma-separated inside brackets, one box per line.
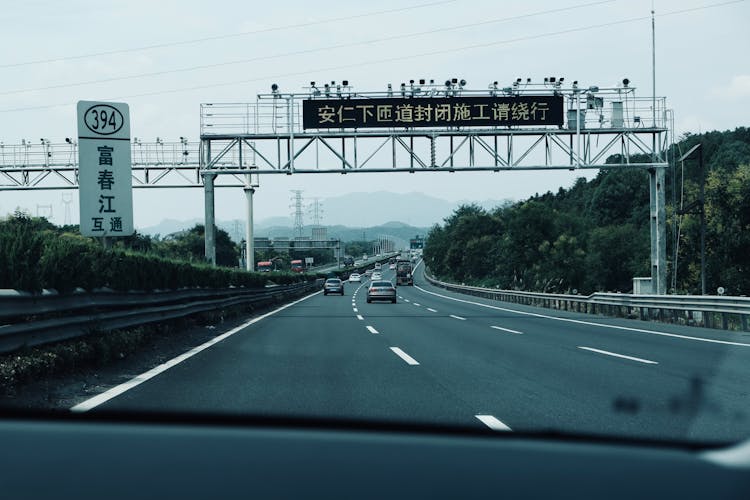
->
[256, 216, 292, 228]
[321, 191, 512, 226]
[138, 217, 429, 246]
[137, 191, 514, 240]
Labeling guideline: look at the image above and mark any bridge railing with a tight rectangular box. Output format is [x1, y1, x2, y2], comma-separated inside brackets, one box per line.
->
[423, 272, 750, 332]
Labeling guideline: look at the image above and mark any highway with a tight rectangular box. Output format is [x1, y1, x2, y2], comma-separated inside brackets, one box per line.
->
[74, 262, 750, 444]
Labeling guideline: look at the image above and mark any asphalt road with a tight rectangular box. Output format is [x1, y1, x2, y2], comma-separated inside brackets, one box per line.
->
[79, 262, 750, 444]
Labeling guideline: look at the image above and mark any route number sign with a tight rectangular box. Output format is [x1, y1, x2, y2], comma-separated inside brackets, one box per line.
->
[77, 101, 134, 237]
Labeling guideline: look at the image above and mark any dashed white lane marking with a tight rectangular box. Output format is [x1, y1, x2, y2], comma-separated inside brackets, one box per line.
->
[356, 315, 364, 321]
[491, 325, 523, 334]
[404, 298, 410, 303]
[389, 347, 420, 365]
[398, 295, 403, 299]
[449, 314, 466, 321]
[413, 303, 421, 307]
[353, 307, 358, 312]
[414, 285, 750, 348]
[366, 325, 379, 334]
[475, 414, 512, 431]
[427, 308, 437, 313]
[71, 288, 323, 412]
[578, 346, 658, 365]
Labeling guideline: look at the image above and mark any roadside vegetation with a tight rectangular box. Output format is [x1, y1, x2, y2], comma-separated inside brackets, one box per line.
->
[0, 217, 306, 292]
[425, 127, 750, 295]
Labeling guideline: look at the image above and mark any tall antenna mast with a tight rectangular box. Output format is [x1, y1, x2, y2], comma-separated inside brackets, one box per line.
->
[651, 3, 656, 127]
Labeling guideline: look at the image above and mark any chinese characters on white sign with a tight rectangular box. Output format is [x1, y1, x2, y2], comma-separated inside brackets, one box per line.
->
[77, 101, 134, 237]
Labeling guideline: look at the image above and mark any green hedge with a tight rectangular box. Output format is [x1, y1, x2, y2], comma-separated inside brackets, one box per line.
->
[0, 216, 306, 293]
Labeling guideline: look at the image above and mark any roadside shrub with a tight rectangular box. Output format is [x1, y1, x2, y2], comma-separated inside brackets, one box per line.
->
[1, 215, 309, 293]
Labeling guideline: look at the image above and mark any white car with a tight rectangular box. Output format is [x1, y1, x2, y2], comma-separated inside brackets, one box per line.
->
[389, 263, 396, 270]
[349, 273, 362, 282]
[371, 272, 383, 281]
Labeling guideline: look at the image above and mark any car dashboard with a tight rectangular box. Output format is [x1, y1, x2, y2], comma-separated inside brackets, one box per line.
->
[0, 412, 748, 499]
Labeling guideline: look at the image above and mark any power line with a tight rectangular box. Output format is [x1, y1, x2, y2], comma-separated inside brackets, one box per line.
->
[0, 0, 742, 114]
[0, 0, 457, 69]
[0, 0, 616, 97]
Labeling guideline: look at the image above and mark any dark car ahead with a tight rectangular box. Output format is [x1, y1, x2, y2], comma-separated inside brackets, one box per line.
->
[323, 278, 344, 296]
[366, 280, 396, 303]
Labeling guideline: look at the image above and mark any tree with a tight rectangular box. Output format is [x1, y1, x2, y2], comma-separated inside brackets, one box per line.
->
[152, 224, 238, 267]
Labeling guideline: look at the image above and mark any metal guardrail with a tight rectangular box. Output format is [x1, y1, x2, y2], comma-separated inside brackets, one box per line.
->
[423, 272, 750, 331]
[0, 280, 323, 354]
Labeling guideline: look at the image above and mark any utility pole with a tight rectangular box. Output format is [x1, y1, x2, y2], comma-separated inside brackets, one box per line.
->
[61, 192, 73, 225]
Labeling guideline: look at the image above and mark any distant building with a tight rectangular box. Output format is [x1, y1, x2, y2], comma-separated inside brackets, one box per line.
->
[409, 235, 425, 250]
[312, 226, 327, 240]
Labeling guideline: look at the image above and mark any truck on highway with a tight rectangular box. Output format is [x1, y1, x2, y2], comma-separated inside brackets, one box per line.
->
[395, 259, 413, 286]
[257, 261, 273, 272]
[290, 259, 305, 273]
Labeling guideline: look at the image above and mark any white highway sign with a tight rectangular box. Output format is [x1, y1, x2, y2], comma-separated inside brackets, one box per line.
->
[77, 101, 134, 237]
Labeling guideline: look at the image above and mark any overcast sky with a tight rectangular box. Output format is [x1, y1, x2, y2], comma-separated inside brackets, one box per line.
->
[0, 0, 748, 228]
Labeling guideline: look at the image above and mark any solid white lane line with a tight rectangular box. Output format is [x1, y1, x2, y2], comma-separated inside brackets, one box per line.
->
[427, 308, 437, 313]
[366, 325, 379, 334]
[450, 314, 466, 321]
[390, 347, 420, 365]
[491, 325, 523, 334]
[71, 288, 322, 412]
[356, 314, 364, 320]
[415, 285, 750, 348]
[578, 346, 658, 365]
[476, 415, 512, 431]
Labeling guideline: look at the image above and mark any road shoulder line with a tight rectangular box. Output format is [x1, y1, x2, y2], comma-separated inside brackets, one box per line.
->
[71, 289, 323, 412]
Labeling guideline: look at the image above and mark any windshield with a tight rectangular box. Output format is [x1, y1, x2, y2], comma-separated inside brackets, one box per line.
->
[1, 0, 750, 449]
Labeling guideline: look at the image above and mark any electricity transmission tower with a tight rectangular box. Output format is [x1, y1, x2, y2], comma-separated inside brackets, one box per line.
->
[290, 190, 304, 238]
[308, 198, 324, 226]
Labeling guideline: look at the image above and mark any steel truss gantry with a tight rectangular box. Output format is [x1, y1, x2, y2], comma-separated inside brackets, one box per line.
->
[0, 139, 241, 190]
[201, 83, 670, 293]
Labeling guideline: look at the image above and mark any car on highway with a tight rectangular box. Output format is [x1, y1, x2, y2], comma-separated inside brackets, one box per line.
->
[374, 263, 381, 270]
[364, 269, 374, 277]
[389, 263, 396, 270]
[371, 272, 383, 281]
[323, 278, 344, 295]
[366, 280, 397, 303]
[348, 273, 361, 282]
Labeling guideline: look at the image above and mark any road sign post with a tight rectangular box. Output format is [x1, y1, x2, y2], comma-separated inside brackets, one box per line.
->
[77, 101, 134, 237]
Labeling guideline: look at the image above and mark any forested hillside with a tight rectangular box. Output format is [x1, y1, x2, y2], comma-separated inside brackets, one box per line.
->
[424, 127, 750, 295]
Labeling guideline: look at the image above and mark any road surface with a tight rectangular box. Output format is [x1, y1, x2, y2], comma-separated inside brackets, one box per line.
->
[76, 262, 750, 443]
